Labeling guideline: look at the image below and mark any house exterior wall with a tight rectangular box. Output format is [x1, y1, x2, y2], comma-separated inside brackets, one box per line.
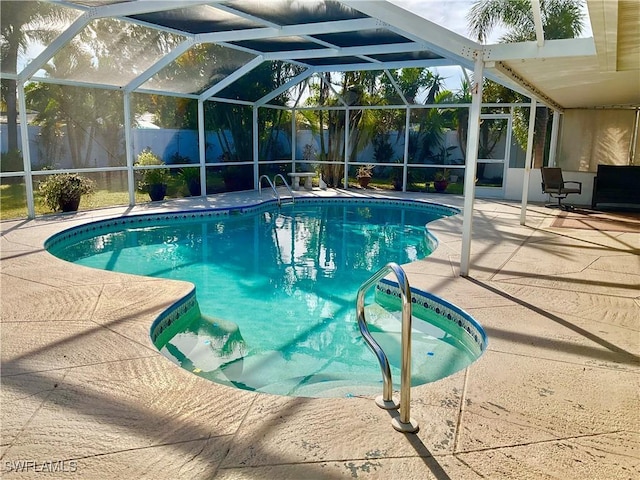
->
[558, 109, 637, 171]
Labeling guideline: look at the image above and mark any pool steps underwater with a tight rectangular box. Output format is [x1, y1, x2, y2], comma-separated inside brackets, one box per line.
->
[149, 279, 487, 400]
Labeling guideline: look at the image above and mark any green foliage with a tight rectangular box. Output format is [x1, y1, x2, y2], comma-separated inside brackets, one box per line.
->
[356, 164, 374, 178]
[178, 167, 201, 196]
[25, 82, 126, 169]
[467, 0, 584, 167]
[178, 167, 200, 182]
[434, 169, 450, 181]
[0, 150, 23, 172]
[372, 135, 394, 163]
[38, 173, 95, 212]
[135, 148, 169, 192]
[467, 0, 585, 43]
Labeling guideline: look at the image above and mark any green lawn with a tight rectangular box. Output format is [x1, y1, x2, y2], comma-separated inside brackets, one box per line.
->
[0, 183, 28, 220]
[1, 177, 465, 221]
[363, 179, 464, 194]
[0, 183, 148, 220]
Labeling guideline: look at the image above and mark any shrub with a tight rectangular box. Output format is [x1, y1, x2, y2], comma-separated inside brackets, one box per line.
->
[136, 148, 169, 193]
[38, 173, 95, 212]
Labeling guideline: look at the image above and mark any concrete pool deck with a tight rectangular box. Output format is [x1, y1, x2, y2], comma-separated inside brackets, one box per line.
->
[1, 189, 638, 479]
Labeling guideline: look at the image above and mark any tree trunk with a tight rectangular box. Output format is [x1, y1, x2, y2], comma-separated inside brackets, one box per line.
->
[1, 42, 19, 154]
[533, 108, 549, 168]
[83, 124, 95, 167]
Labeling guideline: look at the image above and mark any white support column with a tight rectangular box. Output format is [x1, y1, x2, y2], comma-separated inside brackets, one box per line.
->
[520, 99, 537, 225]
[403, 107, 410, 191]
[198, 100, 206, 195]
[548, 110, 561, 167]
[18, 83, 35, 218]
[343, 108, 350, 188]
[291, 109, 297, 172]
[123, 93, 135, 206]
[253, 106, 259, 189]
[531, 0, 545, 47]
[460, 55, 484, 277]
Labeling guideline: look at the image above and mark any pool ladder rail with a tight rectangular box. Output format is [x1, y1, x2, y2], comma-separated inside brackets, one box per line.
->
[357, 262, 419, 433]
[259, 174, 294, 206]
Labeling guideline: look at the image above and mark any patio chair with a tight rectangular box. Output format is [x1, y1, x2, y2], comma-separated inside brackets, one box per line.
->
[541, 167, 582, 210]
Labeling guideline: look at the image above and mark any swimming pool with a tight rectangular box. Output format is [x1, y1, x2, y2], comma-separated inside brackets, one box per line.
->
[46, 197, 486, 398]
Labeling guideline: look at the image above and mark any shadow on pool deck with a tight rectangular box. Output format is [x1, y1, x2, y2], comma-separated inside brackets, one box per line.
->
[1, 190, 638, 479]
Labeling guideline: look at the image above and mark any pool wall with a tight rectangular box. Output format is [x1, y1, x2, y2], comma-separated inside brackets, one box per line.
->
[151, 288, 200, 349]
[375, 278, 487, 356]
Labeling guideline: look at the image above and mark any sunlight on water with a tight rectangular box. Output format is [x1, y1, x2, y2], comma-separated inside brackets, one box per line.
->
[51, 201, 481, 397]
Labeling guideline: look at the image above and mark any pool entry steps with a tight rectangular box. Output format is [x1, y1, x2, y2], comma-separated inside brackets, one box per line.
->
[357, 262, 419, 434]
[258, 174, 294, 206]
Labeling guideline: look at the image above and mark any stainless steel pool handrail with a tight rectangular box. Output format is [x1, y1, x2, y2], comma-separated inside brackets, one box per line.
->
[356, 262, 419, 433]
[259, 175, 280, 205]
[259, 174, 294, 205]
[273, 174, 294, 203]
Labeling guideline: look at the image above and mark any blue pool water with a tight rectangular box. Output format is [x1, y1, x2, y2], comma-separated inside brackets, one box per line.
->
[47, 198, 485, 397]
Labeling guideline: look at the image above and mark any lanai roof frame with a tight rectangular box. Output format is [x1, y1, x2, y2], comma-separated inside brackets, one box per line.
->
[3, 0, 638, 276]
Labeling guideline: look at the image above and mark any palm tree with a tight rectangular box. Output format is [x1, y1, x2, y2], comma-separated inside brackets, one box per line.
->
[0, 2, 71, 159]
[467, 0, 585, 167]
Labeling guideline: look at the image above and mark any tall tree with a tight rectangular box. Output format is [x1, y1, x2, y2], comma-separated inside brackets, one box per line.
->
[1, 1, 68, 160]
[467, 0, 585, 167]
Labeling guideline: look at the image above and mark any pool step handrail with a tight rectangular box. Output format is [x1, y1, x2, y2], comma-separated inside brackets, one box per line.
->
[259, 175, 280, 205]
[273, 174, 294, 204]
[259, 174, 294, 206]
[356, 262, 419, 433]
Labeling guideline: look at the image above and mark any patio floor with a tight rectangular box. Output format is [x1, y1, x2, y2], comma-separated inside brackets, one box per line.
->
[1, 190, 638, 479]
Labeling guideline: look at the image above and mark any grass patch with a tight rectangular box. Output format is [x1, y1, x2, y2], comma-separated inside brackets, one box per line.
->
[0, 183, 28, 220]
[1, 175, 466, 221]
[0, 182, 149, 220]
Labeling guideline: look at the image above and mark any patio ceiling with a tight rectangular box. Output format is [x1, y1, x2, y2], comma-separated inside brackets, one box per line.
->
[481, 0, 640, 109]
[7, 0, 640, 110]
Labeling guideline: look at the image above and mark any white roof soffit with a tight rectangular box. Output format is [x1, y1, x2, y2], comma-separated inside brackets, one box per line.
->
[483, 0, 640, 110]
[482, 38, 599, 111]
[588, 0, 619, 71]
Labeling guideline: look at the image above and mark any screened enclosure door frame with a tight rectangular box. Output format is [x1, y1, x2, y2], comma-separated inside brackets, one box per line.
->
[475, 113, 513, 199]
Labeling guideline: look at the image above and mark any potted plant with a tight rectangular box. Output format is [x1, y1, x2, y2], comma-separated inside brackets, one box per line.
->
[219, 151, 253, 192]
[356, 164, 374, 188]
[433, 169, 450, 193]
[179, 167, 201, 196]
[39, 173, 95, 212]
[136, 148, 169, 201]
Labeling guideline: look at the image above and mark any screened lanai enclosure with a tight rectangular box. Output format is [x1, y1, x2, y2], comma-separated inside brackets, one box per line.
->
[2, 0, 639, 221]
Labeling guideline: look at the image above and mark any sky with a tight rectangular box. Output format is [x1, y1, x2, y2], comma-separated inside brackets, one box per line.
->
[391, 0, 591, 41]
[388, 0, 495, 92]
[390, 0, 491, 41]
[389, 0, 592, 92]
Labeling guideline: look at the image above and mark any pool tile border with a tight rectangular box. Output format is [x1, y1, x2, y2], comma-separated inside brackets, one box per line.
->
[44, 197, 459, 252]
[150, 287, 198, 344]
